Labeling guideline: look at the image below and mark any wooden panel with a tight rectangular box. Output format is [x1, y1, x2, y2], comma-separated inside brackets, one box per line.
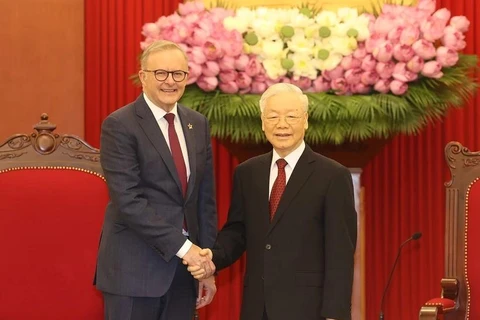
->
[0, 0, 84, 141]
[204, 0, 416, 10]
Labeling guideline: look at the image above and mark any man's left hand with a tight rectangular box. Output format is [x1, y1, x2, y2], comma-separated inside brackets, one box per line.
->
[196, 276, 217, 309]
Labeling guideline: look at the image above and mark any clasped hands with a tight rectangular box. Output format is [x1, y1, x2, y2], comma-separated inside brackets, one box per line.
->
[182, 245, 216, 308]
[182, 245, 215, 279]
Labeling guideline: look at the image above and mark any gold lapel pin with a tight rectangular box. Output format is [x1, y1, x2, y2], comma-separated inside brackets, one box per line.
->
[187, 123, 193, 129]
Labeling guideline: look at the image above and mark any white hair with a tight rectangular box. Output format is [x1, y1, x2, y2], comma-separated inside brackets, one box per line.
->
[259, 83, 309, 113]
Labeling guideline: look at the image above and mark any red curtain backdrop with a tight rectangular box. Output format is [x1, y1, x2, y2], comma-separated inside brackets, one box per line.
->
[363, 1, 480, 319]
[84, 0, 479, 319]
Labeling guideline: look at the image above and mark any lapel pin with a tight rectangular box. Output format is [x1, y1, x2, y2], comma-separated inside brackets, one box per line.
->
[187, 123, 193, 129]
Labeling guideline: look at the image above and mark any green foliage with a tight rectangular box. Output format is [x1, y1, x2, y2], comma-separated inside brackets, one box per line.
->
[180, 54, 478, 145]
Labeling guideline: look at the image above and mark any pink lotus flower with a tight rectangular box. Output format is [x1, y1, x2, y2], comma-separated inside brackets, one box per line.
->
[203, 38, 224, 60]
[244, 56, 262, 77]
[442, 26, 467, 51]
[406, 56, 425, 73]
[234, 54, 249, 71]
[373, 41, 394, 62]
[187, 62, 202, 85]
[219, 81, 239, 93]
[412, 39, 437, 60]
[353, 44, 368, 59]
[436, 46, 459, 67]
[202, 61, 220, 77]
[251, 81, 267, 94]
[218, 56, 235, 71]
[450, 16, 470, 33]
[291, 77, 313, 91]
[142, 23, 160, 38]
[345, 68, 363, 85]
[331, 78, 349, 95]
[374, 79, 392, 93]
[393, 62, 418, 82]
[433, 8, 451, 24]
[416, 0, 436, 15]
[393, 44, 415, 62]
[219, 31, 244, 57]
[219, 70, 238, 83]
[421, 17, 447, 42]
[387, 26, 404, 44]
[197, 75, 218, 91]
[400, 26, 420, 46]
[390, 80, 408, 95]
[374, 13, 398, 35]
[178, 1, 205, 16]
[361, 71, 379, 85]
[365, 34, 387, 53]
[352, 83, 371, 94]
[421, 61, 444, 78]
[376, 61, 396, 79]
[322, 66, 344, 81]
[235, 72, 252, 89]
[312, 76, 331, 92]
[361, 54, 377, 71]
[341, 56, 362, 70]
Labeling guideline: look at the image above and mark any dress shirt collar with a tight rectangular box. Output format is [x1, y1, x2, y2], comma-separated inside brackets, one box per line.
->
[143, 93, 179, 121]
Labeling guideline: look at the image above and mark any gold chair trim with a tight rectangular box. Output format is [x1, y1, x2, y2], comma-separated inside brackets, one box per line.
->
[0, 166, 106, 182]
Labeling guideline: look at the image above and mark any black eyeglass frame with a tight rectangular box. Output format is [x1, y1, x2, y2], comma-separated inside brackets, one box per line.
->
[143, 69, 189, 82]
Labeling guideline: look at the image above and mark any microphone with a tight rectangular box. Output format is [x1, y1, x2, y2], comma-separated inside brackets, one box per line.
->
[379, 232, 422, 320]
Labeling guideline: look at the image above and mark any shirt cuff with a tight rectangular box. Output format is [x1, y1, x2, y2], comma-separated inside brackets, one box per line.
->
[176, 239, 193, 258]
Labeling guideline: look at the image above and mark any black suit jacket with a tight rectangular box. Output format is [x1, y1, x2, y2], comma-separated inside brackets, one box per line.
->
[95, 94, 217, 297]
[213, 145, 357, 320]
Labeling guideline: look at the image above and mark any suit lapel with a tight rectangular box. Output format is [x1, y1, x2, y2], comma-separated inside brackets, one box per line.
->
[257, 153, 273, 232]
[135, 96, 183, 198]
[177, 105, 196, 201]
[267, 147, 315, 236]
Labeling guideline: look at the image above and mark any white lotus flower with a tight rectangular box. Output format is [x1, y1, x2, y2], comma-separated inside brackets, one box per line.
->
[262, 58, 288, 79]
[287, 32, 316, 55]
[290, 52, 318, 79]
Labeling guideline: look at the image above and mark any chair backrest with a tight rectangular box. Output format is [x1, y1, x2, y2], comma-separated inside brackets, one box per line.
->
[444, 141, 480, 319]
[0, 114, 108, 320]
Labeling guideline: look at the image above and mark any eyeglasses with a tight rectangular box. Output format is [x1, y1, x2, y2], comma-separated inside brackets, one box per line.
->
[143, 69, 189, 82]
[263, 113, 305, 125]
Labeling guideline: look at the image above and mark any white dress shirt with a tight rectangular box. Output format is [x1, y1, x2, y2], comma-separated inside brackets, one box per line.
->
[269, 141, 306, 198]
[144, 93, 192, 258]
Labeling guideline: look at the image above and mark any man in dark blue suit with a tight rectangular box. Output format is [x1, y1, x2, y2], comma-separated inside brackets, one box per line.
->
[94, 40, 217, 320]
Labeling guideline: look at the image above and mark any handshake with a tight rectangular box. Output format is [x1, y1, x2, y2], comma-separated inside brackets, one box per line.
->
[182, 245, 216, 309]
[182, 244, 216, 279]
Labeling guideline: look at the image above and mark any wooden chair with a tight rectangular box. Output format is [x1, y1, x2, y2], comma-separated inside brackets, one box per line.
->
[0, 114, 108, 319]
[419, 141, 480, 320]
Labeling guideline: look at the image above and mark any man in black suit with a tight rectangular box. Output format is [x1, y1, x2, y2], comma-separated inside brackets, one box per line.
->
[94, 40, 217, 320]
[190, 83, 357, 320]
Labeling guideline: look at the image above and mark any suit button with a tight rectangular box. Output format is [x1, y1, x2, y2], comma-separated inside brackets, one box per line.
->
[265, 244, 271, 250]
[261, 275, 264, 280]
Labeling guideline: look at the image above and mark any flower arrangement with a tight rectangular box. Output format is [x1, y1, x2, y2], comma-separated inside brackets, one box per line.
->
[139, 0, 477, 145]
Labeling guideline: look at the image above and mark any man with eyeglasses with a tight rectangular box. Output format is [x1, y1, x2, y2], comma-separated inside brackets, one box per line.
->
[189, 83, 357, 320]
[94, 40, 217, 320]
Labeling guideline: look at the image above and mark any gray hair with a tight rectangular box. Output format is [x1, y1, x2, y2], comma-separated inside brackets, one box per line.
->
[259, 83, 309, 113]
[140, 40, 188, 70]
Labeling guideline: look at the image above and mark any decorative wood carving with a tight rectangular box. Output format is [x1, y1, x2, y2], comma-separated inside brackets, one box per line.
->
[0, 113, 102, 175]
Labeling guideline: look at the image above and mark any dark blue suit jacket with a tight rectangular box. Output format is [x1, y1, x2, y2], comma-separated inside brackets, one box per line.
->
[95, 94, 217, 297]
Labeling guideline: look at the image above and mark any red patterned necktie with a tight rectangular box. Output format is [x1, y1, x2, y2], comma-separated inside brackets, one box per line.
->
[269, 158, 287, 221]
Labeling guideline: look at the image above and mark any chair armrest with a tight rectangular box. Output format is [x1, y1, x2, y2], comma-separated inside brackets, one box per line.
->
[418, 278, 458, 320]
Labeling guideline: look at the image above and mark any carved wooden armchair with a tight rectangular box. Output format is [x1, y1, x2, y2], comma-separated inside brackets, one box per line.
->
[0, 114, 108, 319]
[419, 141, 480, 320]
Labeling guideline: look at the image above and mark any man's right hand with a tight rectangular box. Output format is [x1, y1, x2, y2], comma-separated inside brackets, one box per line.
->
[182, 246, 215, 279]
